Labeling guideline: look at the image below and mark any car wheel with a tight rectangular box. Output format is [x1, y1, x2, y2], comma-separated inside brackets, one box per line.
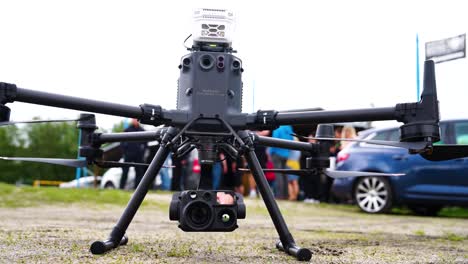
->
[408, 205, 442, 216]
[104, 182, 116, 189]
[354, 176, 393, 213]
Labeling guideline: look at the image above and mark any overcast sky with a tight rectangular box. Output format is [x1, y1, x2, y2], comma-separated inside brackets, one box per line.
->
[0, 0, 466, 130]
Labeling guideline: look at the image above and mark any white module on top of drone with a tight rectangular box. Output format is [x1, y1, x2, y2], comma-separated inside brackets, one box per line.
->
[192, 8, 235, 46]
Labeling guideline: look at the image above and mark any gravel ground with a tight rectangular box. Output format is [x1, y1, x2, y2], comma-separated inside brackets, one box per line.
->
[0, 193, 467, 263]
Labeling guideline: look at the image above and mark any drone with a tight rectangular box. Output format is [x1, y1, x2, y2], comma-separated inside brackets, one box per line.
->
[1, 8, 468, 262]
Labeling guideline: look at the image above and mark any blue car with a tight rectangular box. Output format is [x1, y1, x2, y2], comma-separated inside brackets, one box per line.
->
[331, 119, 468, 215]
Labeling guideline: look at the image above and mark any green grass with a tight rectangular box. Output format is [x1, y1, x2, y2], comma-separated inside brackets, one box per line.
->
[1, 182, 467, 219]
[131, 243, 145, 253]
[0, 182, 158, 208]
[166, 241, 193, 257]
[444, 232, 466, 242]
[391, 206, 468, 218]
[439, 207, 468, 218]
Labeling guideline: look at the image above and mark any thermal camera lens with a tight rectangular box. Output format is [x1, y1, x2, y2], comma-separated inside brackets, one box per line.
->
[218, 209, 235, 226]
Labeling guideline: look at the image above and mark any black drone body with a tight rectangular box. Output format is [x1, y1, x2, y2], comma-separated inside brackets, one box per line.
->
[1, 24, 467, 262]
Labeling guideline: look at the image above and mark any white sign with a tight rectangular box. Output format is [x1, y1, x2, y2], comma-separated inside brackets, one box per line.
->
[425, 34, 466, 63]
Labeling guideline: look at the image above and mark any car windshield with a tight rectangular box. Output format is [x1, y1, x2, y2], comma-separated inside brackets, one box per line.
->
[455, 122, 468, 144]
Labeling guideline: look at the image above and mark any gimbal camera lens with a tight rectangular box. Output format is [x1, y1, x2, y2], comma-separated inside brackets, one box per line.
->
[199, 54, 215, 70]
[185, 201, 213, 229]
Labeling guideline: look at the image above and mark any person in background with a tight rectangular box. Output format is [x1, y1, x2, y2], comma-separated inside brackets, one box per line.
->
[329, 126, 342, 156]
[302, 135, 320, 204]
[248, 130, 270, 198]
[340, 125, 357, 150]
[269, 125, 294, 199]
[264, 158, 276, 191]
[221, 155, 245, 194]
[212, 153, 223, 190]
[318, 126, 343, 202]
[286, 137, 301, 201]
[158, 155, 171, 191]
[171, 155, 185, 191]
[120, 118, 147, 189]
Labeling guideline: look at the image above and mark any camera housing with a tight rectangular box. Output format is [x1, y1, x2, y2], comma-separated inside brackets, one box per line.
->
[169, 190, 245, 232]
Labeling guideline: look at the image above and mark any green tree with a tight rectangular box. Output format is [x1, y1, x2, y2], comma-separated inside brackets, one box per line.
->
[17, 121, 79, 184]
[0, 119, 130, 184]
[0, 125, 24, 183]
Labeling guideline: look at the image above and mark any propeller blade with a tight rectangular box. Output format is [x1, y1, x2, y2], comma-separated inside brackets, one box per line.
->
[0, 157, 87, 168]
[239, 168, 316, 176]
[324, 169, 404, 179]
[420, 145, 468, 161]
[0, 116, 92, 126]
[296, 134, 428, 152]
[95, 161, 174, 168]
[96, 161, 150, 168]
[96, 161, 176, 168]
[238, 168, 404, 178]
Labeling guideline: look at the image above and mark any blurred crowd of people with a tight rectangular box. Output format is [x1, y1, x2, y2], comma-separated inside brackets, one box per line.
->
[119, 119, 357, 204]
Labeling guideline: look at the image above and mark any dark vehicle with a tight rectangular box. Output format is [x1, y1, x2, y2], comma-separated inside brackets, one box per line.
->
[331, 119, 468, 215]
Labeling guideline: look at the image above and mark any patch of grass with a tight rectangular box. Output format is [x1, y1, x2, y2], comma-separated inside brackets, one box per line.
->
[391, 207, 413, 215]
[392, 206, 468, 218]
[131, 243, 145, 253]
[166, 242, 192, 257]
[5, 232, 14, 246]
[444, 232, 465, 242]
[246, 204, 269, 216]
[439, 207, 468, 218]
[414, 230, 425, 236]
[70, 243, 80, 252]
[0, 183, 161, 208]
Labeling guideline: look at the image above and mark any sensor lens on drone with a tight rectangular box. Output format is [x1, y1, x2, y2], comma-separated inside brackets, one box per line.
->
[186, 201, 212, 227]
[200, 54, 215, 70]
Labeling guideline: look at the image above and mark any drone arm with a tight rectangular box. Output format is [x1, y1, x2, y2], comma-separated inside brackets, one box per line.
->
[247, 107, 396, 129]
[94, 130, 164, 144]
[274, 61, 438, 126]
[0, 83, 174, 125]
[248, 61, 440, 143]
[14, 87, 143, 118]
[274, 106, 396, 125]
